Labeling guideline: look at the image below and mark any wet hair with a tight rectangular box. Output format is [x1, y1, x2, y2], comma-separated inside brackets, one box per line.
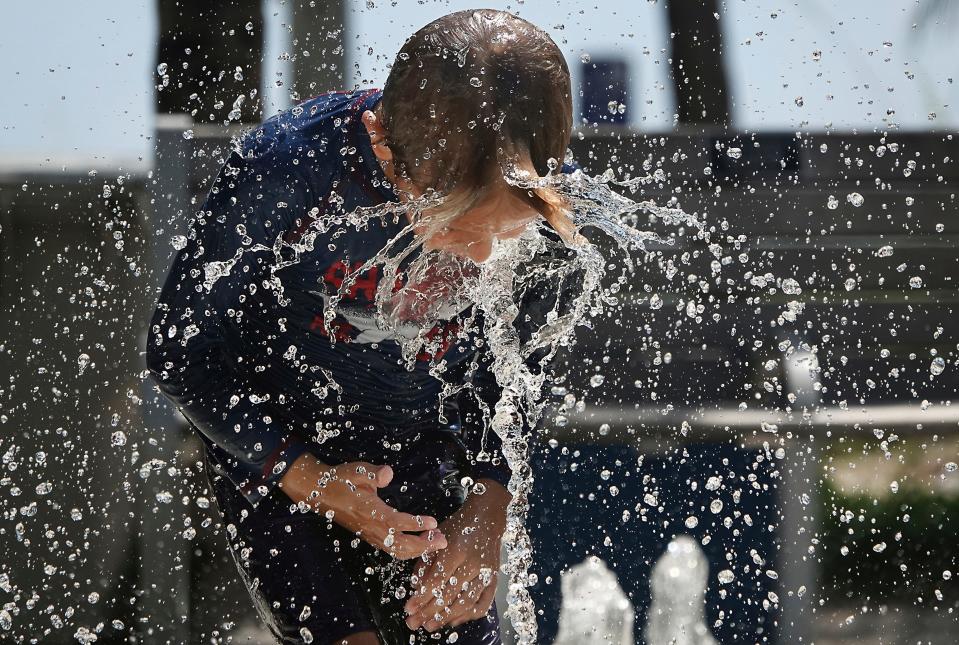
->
[381, 9, 575, 239]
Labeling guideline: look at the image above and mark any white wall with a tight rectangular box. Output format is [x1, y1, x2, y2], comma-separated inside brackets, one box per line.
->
[0, 1, 156, 175]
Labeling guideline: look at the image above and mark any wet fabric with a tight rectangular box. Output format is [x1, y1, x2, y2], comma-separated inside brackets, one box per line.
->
[210, 434, 502, 645]
[147, 89, 511, 507]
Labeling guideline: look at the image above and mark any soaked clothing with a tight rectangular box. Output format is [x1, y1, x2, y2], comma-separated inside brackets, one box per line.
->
[210, 434, 500, 645]
[147, 89, 511, 508]
[147, 89, 517, 644]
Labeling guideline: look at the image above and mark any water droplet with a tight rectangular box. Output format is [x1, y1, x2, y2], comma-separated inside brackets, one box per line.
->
[589, 374, 605, 388]
[726, 147, 743, 160]
[909, 276, 923, 289]
[469, 76, 482, 88]
[649, 294, 664, 309]
[111, 431, 127, 447]
[710, 499, 724, 514]
[876, 245, 894, 257]
[685, 516, 699, 529]
[847, 192, 864, 207]
[156, 62, 168, 76]
[827, 195, 839, 209]
[945, 462, 958, 473]
[930, 357, 946, 376]
[77, 353, 90, 375]
[717, 569, 735, 584]
[781, 278, 802, 295]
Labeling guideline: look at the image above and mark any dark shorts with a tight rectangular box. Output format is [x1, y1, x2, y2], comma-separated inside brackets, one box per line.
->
[209, 434, 502, 645]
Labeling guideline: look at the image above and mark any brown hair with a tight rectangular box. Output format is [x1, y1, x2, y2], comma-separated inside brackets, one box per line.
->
[381, 9, 575, 239]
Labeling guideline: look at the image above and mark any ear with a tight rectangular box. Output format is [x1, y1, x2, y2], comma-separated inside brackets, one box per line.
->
[362, 109, 394, 164]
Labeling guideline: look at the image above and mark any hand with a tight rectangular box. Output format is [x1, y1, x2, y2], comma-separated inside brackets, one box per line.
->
[280, 453, 448, 560]
[403, 480, 510, 632]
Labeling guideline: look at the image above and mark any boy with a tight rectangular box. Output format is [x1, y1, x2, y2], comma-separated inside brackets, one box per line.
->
[147, 9, 573, 645]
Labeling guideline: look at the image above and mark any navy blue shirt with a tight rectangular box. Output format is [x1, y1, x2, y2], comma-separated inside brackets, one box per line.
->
[147, 90, 511, 507]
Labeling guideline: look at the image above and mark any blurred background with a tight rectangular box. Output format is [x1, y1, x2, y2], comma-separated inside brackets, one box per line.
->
[1, 0, 957, 643]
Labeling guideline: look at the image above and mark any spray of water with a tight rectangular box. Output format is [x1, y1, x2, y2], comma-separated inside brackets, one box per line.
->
[194, 161, 797, 643]
[311, 167, 714, 643]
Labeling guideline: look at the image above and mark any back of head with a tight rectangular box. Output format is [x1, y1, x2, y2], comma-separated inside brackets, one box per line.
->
[382, 10, 573, 230]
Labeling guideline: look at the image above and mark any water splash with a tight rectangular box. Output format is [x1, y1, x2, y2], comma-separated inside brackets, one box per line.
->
[554, 556, 633, 645]
[645, 535, 717, 645]
[316, 167, 712, 644]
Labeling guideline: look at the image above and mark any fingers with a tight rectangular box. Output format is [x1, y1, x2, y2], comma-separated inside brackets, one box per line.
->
[404, 555, 450, 617]
[386, 510, 439, 532]
[405, 558, 466, 630]
[407, 571, 497, 633]
[388, 529, 448, 561]
[373, 464, 393, 488]
[448, 574, 498, 629]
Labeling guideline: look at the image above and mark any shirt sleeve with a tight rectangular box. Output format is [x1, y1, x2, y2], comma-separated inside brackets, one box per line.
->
[455, 344, 516, 489]
[146, 150, 315, 507]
